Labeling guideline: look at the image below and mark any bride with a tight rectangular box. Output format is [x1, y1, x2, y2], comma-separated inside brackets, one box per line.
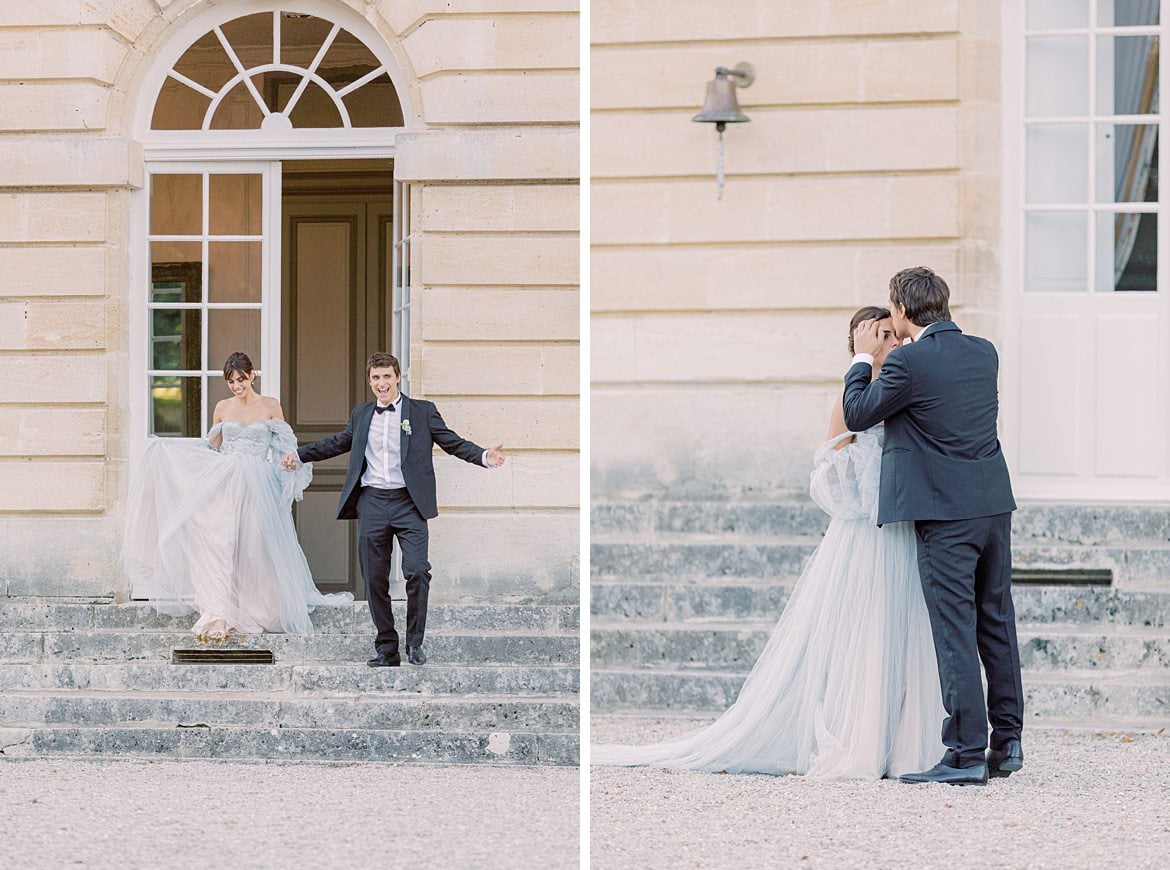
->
[124, 352, 353, 639]
[592, 307, 946, 779]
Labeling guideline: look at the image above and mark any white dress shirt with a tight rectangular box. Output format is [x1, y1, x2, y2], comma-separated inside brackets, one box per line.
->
[361, 400, 407, 489]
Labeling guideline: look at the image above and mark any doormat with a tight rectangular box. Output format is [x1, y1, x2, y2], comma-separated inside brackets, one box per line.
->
[172, 649, 276, 664]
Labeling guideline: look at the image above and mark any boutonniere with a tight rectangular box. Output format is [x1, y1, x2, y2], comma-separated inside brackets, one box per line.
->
[401, 419, 411, 436]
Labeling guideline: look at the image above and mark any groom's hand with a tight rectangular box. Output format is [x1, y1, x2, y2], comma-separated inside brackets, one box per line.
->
[280, 451, 299, 470]
[486, 444, 506, 468]
[852, 318, 884, 357]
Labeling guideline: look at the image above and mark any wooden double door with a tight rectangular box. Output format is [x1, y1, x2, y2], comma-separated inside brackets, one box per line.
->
[281, 169, 401, 598]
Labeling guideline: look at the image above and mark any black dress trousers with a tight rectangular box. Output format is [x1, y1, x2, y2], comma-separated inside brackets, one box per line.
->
[356, 486, 432, 654]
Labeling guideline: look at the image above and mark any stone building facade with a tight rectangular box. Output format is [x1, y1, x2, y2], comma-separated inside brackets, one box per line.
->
[0, 0, 580, 604]
[592, 0, 1170, 523]
[590, 0, 1170, 731]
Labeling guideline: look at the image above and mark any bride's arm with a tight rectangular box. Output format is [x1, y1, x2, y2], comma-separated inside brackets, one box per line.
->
[826, 396, 855, 451]
[208, 401, 225, 449]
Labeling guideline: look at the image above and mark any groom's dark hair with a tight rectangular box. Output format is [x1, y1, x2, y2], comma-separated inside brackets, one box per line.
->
[366, 352, 401, 377]
[889, 266, 951, 326]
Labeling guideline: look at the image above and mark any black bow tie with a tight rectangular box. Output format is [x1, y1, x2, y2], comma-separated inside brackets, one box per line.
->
[374, 403, 396, 414]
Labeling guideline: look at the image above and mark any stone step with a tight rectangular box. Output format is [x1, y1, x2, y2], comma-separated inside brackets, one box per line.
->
[0, 691, 578, 732]
[593, 500, 1170, 546]
[591, 538, 1170, 587]
[590, 668, 1170, 722]
[0, 724, 578, 765]
[0, 662, 579, 695]
[0, 630, 578, 665]
[0, 599, 578, 635]
[590, 581, 1170, 626]
[590, 622, 1170, 672]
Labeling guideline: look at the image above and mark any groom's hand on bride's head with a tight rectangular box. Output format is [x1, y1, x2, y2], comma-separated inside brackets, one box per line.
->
[852, 318, 884, 357]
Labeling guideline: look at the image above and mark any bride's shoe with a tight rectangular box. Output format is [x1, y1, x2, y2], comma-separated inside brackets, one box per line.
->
[205, 619, 228, 641]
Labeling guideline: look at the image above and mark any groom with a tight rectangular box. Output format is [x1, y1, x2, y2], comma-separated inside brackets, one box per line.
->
[284, 352, 505, 667]
[843, 266, 1024, 786]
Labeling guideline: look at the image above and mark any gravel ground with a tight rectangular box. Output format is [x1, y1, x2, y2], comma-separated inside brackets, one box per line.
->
[590, 716, 1170, 870]
[0, 759, 579, 869]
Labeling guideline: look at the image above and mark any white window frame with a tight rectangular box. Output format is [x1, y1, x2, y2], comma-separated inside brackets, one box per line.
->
[391, 179, 412, 393]
[1002, 0, 1170, 500]
[129, 0, 411, 461]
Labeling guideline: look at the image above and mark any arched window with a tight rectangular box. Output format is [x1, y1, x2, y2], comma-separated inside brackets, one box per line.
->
[151, 10, 403, 132]
[133, 4, 411, 445]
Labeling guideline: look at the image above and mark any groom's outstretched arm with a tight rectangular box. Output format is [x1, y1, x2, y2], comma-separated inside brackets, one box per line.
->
[842, 350, 912, 432]
[296, 410, 356, 463]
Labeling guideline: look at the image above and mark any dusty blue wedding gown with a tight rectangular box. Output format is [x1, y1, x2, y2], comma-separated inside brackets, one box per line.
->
[592, 425, 945, 779]
[123, 419, 352, 635]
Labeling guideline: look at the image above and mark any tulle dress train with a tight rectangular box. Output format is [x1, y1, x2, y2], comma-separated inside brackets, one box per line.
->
[592, 426, 946, 779]
[123, 419, 353, 635]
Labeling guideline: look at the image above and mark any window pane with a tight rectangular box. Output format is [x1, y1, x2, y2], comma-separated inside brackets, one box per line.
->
[280, 13, 334, 68]
[208, 79, 266, 130]
[150, 309, 200, 371]
[1096, 124, 1158, 202]
[1028, 0, 1088, 30]
[1098, 212, 1157, 291]
[209, 174, 262, 235]
[219, 13, 273, 71]
[288, 81, 344, 128]
[342, 74, 404, 127]
[1098, 35, 1159, 115]
[208, 241, 262, 302]
[1100, 1, 1159, 27]
[1026, 124, 1088, 203]
[1026, 211, 1089, 292]
[1026, 37, 1089, 117]
[173, 30, 237, 93]
[151, 248, 202, 303]
[151, 77, 213, 131]
[208, 309, 262, 377]
[151, 375, 201, 437]
[150, 174, 202, 236]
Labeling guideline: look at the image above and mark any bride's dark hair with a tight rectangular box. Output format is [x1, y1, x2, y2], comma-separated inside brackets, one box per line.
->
[848, 306, 892, 354]
[223, 352, 255, 380]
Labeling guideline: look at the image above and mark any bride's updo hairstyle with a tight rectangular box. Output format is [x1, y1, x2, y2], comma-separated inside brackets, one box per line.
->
[223, 352, 255, 381]
[848, 306, 891, 354]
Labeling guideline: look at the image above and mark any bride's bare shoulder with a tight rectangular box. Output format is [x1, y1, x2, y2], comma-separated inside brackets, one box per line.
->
[261, 395, 286, 421]
[826, 395, 855, 450]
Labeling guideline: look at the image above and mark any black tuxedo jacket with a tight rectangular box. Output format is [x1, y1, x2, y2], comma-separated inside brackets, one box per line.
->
[296, 395, 486, 521]
[842, 321, 1016, 525]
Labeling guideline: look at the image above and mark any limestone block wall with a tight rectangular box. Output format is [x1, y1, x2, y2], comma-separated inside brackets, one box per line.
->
[0, 0, 579, 602]
[591, 0, 1002, 500]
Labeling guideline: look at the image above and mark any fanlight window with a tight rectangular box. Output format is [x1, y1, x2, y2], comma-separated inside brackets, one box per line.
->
[151, 11, 403, 131]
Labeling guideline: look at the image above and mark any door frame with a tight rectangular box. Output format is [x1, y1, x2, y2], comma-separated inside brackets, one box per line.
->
[129, 147, 396, 465]
[998, 0, 1170, 501]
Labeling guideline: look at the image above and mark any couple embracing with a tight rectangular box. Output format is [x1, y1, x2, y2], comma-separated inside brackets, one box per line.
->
[125, 352, 504, 667]
[594, 266, 1024, 785]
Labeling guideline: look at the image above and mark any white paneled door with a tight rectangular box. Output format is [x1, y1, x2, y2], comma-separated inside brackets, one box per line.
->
[1005, 0, 1170, 500]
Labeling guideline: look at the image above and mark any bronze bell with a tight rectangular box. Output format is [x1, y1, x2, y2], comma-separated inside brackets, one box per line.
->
[692, 63, 755, 131]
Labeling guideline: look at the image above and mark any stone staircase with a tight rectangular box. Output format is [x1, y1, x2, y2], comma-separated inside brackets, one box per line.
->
[592, 500, 1170, 730]
[0, 599, 579, 765]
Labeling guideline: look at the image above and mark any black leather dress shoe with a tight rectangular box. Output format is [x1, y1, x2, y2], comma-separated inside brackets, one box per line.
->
[406, 646, 426, 666]
[987, 739, 1024, 777]
[367, 651, 401, 667]
[899, 761, 989, 786]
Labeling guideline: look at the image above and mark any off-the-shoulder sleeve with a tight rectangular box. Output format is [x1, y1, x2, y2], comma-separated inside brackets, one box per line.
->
[809, 432, 881, 522]
[267, 419, 313, 507]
